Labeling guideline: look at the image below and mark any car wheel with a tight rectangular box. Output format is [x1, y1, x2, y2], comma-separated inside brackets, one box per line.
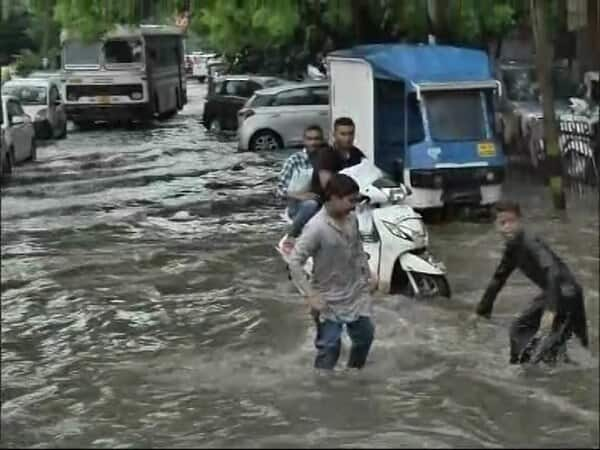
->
[249, 130, 283, 152]
[58, 121, 68, 139]
[2, 149, 13, 176]
[29, 138, 37, 162]
[209, 118, 222, 133]
[74, 120, 94, 130]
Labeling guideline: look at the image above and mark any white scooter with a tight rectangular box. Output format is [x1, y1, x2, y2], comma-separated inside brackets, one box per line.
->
[277, 160, 450, 298]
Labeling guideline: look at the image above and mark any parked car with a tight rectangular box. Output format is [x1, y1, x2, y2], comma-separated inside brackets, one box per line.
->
[184, 55, 193, 74]
[0, 89, 10, 178]
[496, 60, 576, 152]
[1, 95, 36, 165]
[237, 81, 330, 152]
[202, 75, 287, 132]
[2, 78, 67, 139]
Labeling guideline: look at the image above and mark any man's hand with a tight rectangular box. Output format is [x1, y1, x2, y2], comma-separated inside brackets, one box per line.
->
[475, 300, 492, 319]
[306, 294, 324, 312]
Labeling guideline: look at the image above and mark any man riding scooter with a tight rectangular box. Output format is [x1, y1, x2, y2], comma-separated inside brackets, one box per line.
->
[279, 118, 365, 253]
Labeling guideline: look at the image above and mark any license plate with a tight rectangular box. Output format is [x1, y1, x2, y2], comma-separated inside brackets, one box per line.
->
[98, 96, 111, 104]
[478, 142, 496, 157]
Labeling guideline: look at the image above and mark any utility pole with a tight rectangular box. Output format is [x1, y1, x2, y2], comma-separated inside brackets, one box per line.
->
[531, 0, 566, 210]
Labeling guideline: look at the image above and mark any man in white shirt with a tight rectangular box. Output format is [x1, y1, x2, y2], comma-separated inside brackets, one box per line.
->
[276, 125, 325, 253]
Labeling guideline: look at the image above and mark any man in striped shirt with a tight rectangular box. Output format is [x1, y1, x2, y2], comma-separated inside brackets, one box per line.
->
[276, 125, 325, 253]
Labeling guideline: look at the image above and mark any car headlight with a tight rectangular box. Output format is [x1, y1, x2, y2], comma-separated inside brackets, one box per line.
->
[131, 92, 143, 100]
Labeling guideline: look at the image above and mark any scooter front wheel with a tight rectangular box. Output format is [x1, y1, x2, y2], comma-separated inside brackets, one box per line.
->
[409, 273, 451, 299]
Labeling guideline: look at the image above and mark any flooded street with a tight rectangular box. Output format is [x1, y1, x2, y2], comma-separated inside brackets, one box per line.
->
[1, 83, 598, 448]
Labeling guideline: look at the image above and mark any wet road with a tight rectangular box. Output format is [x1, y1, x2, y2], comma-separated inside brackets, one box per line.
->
[1, 83, 598, 448]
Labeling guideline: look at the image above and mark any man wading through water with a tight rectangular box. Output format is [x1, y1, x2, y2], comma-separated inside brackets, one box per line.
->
[476, 201, 589, 364]
[288, 174, 377, 370]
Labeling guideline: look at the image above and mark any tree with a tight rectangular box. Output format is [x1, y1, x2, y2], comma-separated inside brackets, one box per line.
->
[530, 0, 566, 210]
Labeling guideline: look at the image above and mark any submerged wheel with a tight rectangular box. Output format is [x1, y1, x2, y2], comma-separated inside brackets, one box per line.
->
[209, 118, 222, 133]
[2, 149, 14, 176]
[411, 273, 451, 298]
[391, 263, 450, 299]
[29, 138, 37, 161]
[249, 130, 283, 152]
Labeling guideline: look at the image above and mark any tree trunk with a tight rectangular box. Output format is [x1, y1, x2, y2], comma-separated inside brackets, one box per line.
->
[350, 0, 369, 44]
[530, 0, 566, 211]
[41, 0, 50, 56]
[427, 0, 452, 43]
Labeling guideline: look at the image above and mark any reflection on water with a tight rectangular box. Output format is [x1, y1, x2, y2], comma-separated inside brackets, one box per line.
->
[1, 84, 598, 448]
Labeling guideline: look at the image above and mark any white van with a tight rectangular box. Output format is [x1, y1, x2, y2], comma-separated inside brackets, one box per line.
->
[192, 52, 220, 83]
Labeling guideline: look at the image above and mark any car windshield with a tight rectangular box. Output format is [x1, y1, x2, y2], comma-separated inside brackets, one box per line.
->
[103, 39, 144, 64]
[503, 65, 579, 102]
[63, 41, 102, 67]
[247, 94, 273, 108]
[425, 90, 487, 141]
[552, 68, 578, 100]
[2, 85, 47, 105]
[263, 78, 286, 88]
[503, 67, 538, 102]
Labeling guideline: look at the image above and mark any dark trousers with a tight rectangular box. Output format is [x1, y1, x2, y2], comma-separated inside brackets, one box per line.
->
[509, 286, 586, 364]
[288, 199, 321, 238]
[313, 315, 375, 370]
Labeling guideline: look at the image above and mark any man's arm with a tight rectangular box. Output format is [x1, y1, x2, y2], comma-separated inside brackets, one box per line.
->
[275, 157, 296, 199]
[288, 221, 321, 300]
[351, 215, 371, 280]
[476, 242, 517, 318]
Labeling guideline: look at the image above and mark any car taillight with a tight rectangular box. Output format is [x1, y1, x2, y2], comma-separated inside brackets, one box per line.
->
[238, 109, 255, 122]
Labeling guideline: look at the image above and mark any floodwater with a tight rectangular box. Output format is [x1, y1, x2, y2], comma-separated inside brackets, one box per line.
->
[1, 83, 598, 448]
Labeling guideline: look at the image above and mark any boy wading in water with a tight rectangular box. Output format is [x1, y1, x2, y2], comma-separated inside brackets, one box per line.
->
[288, 174, 376, 370]
[476, 201, 589, 364]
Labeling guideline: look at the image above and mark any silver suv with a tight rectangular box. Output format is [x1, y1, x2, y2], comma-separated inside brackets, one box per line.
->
[237, 82, 329, 152]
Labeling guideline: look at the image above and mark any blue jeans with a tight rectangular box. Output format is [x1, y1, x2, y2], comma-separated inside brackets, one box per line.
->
[288, 199, 321, 238]
[314, 316, 375, 370]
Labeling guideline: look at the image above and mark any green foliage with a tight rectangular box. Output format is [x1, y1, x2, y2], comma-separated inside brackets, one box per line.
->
[0, 9, 36, 65]
[195, 0, 300, 54]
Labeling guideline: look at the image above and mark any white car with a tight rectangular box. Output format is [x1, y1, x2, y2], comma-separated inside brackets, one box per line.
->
[1, 95, 36, 166]
[2, 78, 67, 139]
[1, 91, 9, 177]
[237, 82, 330, 152]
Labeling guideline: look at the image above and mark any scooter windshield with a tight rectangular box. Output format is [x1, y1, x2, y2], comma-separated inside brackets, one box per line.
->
[339, 159, 385, 192]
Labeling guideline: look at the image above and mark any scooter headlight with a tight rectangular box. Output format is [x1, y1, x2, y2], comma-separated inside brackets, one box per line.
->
[381, 220, 413, 241]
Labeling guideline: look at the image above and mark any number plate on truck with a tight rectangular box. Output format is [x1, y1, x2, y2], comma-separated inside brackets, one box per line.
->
[478, 142, 496, 157]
